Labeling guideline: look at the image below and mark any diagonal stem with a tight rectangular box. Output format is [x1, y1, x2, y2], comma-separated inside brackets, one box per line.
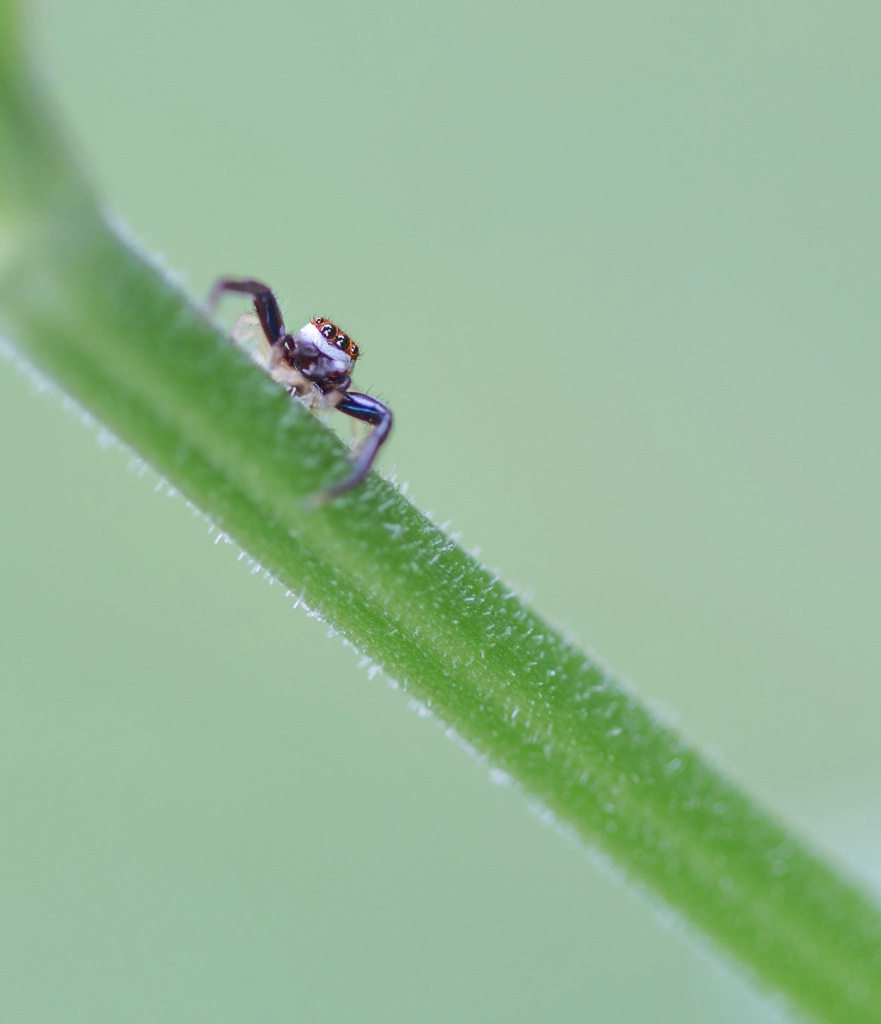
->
[1, 6, 880, 1021]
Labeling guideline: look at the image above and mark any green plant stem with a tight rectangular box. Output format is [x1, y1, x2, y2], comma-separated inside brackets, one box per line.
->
[2, 11, 880, 1023]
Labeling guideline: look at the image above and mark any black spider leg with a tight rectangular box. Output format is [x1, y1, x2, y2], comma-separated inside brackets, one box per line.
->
[324, 392, 394, 498]
[207, 277, 326, 375]
[207, 277, 287, 344]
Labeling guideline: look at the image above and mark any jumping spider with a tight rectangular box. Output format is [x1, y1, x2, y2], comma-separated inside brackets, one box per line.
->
[208, 278, 393, 500]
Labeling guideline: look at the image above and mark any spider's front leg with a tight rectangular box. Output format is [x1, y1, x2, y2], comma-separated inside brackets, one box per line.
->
[207, 277, 287, 346]
[208, 276, 321, 382]
[323, 391, 394, 499]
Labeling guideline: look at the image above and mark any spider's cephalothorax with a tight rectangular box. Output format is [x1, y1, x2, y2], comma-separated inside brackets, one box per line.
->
[312, 317, 360, 360]
[207, 278, 393, 501]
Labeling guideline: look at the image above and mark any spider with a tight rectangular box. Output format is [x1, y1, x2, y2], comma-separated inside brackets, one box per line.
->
[207, 277, 393, 501]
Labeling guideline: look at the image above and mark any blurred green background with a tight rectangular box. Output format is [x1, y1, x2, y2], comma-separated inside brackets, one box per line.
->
[1, 1, 879, 1020]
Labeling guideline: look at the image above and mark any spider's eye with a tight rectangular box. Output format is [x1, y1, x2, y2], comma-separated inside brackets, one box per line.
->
[320, 322, 337, 340]
[337, 333, 351, 353]
[313, 316, 324, 325]
[350, 343, 360, 360]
